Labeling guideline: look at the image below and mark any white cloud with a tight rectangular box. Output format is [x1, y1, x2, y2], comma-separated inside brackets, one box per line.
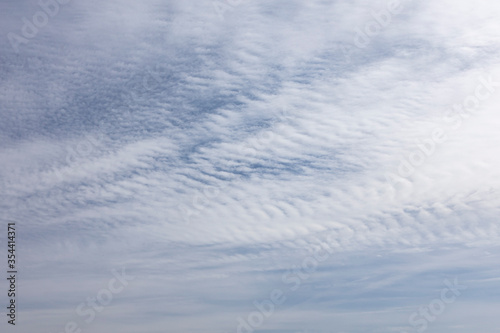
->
[1, 0, 500, 332]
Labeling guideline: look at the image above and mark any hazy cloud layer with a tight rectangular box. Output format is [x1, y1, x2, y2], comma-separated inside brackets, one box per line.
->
[1, 0, 500, 332]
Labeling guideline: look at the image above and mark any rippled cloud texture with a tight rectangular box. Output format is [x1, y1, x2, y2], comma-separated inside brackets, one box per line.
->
[1, 0, 500, 332]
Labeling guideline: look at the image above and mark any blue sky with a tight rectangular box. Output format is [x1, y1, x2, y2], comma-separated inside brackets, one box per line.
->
[1, 0, 500, 332]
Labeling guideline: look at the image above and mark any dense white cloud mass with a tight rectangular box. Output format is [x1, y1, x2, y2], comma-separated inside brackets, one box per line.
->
[1, 0, 500, 332]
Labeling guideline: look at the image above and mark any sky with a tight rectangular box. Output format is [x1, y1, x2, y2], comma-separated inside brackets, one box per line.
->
[1, 0, 500, 332]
